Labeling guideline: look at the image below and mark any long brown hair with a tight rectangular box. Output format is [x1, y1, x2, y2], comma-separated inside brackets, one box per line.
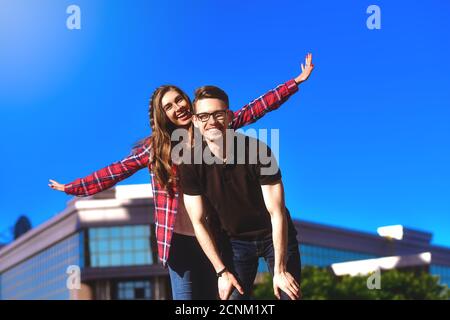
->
[147, 85, 192, 196]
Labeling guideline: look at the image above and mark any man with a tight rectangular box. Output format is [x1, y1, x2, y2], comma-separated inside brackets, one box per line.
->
[179, 85, 302, 300]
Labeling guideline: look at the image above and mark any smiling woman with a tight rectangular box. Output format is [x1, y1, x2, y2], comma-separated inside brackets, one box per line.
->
[161, 89, 192, 127]
[148, 85, 194, 196]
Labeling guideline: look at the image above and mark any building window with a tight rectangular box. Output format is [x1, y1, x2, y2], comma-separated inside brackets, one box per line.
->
[88, 225, 153, 267]
[0, 233, 83, 300]
[430, 265, 450, 287]
[300, 244, 377, 267]
[255, 244, 377, 273]
[116, 281, 152, 300]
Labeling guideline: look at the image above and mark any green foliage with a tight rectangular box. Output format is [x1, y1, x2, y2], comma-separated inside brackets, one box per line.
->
[252, 266, 449, 300]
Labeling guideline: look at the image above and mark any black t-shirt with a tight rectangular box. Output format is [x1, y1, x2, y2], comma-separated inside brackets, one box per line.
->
[179, 132, 289, 240]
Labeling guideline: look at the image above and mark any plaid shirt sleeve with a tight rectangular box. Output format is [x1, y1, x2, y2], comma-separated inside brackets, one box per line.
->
[64, 141, 152, 196]
[230, 79, 299, 129]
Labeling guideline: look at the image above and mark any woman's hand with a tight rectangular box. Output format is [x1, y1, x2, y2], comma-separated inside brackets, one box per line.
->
[48, 179, 65, 192]
[295, 53, 314, 84]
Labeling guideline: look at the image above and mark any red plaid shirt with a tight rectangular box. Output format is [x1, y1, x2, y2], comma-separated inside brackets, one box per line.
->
[65, 79, 298, 266]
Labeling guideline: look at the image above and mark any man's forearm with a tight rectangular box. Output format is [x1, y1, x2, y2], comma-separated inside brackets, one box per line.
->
[271, 211, 288, 273]
[192, 220, 227, 273]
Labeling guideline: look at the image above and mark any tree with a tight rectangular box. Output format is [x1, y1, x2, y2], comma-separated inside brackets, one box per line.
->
[252, 266, 449, 300]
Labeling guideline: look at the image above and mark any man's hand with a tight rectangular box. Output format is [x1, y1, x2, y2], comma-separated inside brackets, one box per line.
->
[273, 271, 301, 300]
[295, 53, 314, 84]
[218, 271, 244, 300]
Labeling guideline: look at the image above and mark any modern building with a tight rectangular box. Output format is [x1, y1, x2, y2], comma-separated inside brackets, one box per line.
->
[0, 184, 449, 300]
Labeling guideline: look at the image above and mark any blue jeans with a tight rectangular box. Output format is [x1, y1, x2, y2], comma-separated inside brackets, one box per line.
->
[167, 233, 217, 300]
[221, 229, 301, 300]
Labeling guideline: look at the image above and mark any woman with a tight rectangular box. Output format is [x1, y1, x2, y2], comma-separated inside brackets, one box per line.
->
[49, 53, 314, 299]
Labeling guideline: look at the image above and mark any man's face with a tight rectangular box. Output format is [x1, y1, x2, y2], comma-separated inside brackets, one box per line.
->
[193, 98, 231, 141]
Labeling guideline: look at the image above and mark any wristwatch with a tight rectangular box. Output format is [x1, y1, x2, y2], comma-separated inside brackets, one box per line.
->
[216, 267, 227, 278]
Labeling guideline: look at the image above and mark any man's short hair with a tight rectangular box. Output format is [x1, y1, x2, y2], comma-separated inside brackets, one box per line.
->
[193, 85, 229, 111]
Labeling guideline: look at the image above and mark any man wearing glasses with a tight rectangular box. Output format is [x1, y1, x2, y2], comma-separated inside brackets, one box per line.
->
[179, 75, 311, 300]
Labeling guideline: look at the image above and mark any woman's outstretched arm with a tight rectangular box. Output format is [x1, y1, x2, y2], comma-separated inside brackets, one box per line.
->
[49, 139, 152, 197]
[231, 53, 314, 129]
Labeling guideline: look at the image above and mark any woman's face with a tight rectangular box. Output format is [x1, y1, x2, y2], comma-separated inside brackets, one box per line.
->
[160, 89, 192, 127]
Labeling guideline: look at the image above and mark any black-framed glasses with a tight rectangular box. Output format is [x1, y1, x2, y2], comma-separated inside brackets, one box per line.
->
[194, 110, 228, 122]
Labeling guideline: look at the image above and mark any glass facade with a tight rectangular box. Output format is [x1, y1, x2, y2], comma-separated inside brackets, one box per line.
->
[88, 225, 153, 267]
[300, 244, 377, 267]
[430, 265, 450, 287]
[257, 244, 377, 273]
[0, 232, 83, 300]
[116, 280, 152, 300]
[257, 244, 377, 272]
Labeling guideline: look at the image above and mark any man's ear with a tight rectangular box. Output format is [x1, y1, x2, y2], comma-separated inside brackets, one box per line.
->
[192, 116, 200, 128]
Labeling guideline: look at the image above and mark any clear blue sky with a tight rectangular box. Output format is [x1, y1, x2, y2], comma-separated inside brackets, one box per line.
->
[1, 0, 449, 246]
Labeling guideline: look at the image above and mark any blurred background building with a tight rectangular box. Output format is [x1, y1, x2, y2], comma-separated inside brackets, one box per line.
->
[0, 184, 449, 300]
